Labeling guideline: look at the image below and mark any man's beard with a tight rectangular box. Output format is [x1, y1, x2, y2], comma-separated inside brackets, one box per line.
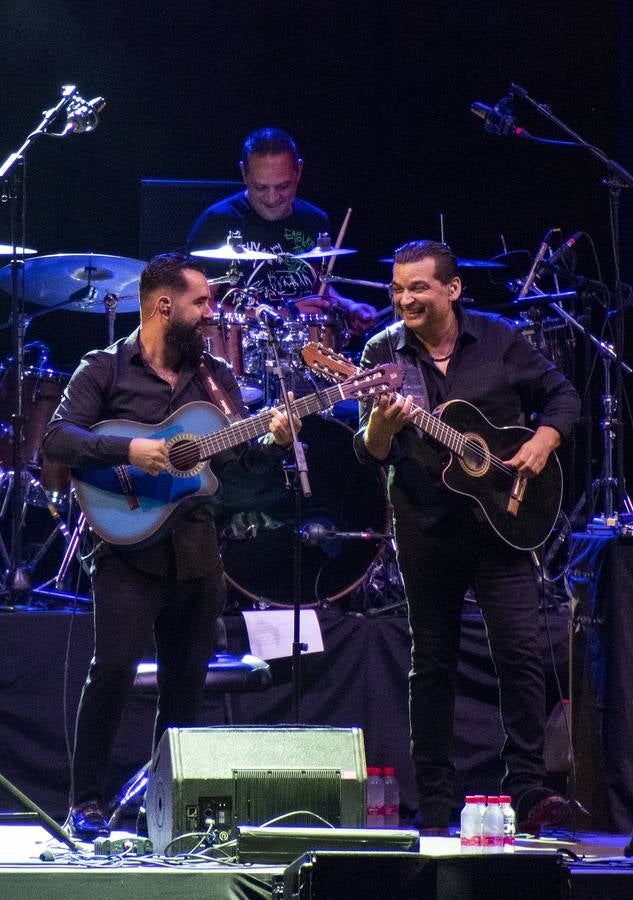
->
[165, 319, 204, 366]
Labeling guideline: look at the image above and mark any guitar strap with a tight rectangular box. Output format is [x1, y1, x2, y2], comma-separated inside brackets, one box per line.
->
[198, 359, 241, 423]
[386, 323, 430, 412]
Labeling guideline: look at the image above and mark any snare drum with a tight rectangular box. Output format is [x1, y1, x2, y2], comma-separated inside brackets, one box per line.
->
[0, 365, 68, 469]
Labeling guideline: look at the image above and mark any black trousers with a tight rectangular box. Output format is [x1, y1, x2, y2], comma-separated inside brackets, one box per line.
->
[71, 544, 226, 808]
[395, 513, 549, 827]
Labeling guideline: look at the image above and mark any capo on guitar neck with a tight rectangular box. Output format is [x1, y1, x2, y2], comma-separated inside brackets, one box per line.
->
[507, 474, 527, 517]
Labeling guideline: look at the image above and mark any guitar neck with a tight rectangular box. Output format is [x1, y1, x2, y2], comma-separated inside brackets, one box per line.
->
[195, 383, 348, 459]
[407, 398, 465, 457]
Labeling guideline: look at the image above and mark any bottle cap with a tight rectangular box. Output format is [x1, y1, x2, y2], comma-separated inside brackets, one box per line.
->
[487, 796, 500, 803]
[499, 795, 512, 803]
[383, 766, 396, 776]
[366, 767, 381, 776]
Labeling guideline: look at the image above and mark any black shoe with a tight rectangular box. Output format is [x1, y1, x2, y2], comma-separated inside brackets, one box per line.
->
[64, 801, 111, 840]
[518, 794, 571, 836]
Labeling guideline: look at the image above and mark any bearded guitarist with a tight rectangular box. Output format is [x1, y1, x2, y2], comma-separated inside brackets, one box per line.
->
[42, 253, 297, 841]
[353, 240, 580, 836]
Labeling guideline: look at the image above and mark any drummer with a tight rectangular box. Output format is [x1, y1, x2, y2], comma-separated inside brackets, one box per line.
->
[187, 127, 377, 336]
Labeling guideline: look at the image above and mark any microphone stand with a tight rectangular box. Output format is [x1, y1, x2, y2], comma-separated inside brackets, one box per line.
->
[514, 287, 633, 522]
[0, 85, 78, 605]
[512, 83, 633, 520]
[262, 318, 312, 723]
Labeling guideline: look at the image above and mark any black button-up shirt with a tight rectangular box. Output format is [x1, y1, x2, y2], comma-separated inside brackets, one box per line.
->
[43, 328, 286, 576]
[354, 307, 581, 533]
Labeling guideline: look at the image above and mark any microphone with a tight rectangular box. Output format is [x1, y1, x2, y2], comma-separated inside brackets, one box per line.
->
[470, 98, 529, 138]
[254, 304, 284, 327]
[538, 232, 582, 271]
[516, 228, 557, 300]
[299, 523, 383, 545]
[63, 95, 106, 135]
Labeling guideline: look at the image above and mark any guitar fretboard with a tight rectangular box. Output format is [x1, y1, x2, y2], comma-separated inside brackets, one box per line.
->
[196, 382, 349, 459]
[410, 402, 465, 457]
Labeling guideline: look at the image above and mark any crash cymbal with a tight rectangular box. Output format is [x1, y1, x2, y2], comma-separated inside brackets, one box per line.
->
[0, 253, 144, 313]
[0, 244, 37, 255]
[379, 256, 506, 268]
[191, 244, 277, 260]
[293, 246, 357, 260]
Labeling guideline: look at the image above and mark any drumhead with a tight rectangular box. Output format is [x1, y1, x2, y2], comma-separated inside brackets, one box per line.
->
[217, 414, 389, 607]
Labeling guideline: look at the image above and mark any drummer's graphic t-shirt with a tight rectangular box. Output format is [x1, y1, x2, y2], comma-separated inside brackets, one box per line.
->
[187, 191, 331, 304]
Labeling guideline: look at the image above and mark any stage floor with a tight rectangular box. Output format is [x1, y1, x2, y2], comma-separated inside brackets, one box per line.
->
[0, 824, 632, 899]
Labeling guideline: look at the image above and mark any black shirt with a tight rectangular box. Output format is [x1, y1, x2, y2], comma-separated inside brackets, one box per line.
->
[354, 307, 581, 533]
[42, 328, 286, 575]
[187, 191, 331, 303]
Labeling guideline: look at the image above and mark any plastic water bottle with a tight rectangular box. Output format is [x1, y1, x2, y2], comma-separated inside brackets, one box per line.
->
[482, 796, 504, 853]
[460, 795, 485, 853]
[499, 795, 516, 853]
[366, 767, 385, 827]
[382, 766, 400, 828]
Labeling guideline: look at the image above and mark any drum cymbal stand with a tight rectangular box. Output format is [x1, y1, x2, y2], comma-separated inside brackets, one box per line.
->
[261, 310, 313, 722]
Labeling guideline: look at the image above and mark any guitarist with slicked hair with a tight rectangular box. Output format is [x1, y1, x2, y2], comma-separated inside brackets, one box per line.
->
[354, 240, 581, 836]
[43, 252, 297, 841]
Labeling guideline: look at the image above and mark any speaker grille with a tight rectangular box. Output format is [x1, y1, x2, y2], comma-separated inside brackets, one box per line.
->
[234, 768, 341, 827]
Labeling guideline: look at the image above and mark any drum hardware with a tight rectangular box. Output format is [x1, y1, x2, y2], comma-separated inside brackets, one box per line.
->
[292, 232, 357, 260]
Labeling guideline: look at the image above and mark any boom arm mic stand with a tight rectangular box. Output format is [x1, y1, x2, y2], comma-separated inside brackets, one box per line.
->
[511, 83, 633, 522]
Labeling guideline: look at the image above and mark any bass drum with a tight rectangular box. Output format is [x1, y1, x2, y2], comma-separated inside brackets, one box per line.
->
[217, 415, 389, 607]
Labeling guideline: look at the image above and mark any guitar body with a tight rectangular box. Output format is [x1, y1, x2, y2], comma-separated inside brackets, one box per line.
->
[72, 402, 228, 546]
[437, 399, 562, 551]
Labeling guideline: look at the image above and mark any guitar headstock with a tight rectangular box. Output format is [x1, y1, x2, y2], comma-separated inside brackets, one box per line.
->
[301, 342, 357, 383]
[339, 362, 402, 400]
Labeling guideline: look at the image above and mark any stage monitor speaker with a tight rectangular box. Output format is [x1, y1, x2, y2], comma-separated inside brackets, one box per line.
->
[146, 725, 367, 855]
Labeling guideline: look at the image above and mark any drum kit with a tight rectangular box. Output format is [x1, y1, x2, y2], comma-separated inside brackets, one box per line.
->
[0, 231, 588, 608]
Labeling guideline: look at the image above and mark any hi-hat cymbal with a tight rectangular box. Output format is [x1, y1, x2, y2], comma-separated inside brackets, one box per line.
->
[293, 246, 357, 260]
[0, 244, 37, 255]
[0, 253, 145, 313]
[191, 244, 277, 260]
[379, 256, 506, 269]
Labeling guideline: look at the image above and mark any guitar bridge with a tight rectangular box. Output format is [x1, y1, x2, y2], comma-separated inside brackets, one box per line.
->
[115, 465, 140, 511]
[507, 475, 527, 517]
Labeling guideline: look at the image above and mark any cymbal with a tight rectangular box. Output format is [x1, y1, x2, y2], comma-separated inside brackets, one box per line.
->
[379, 256, 506, 269]
[0, 253, 145, 313]
[191, 244, 277, 260]
[0, 244, 37, 255]
[293, 247, 357, 259]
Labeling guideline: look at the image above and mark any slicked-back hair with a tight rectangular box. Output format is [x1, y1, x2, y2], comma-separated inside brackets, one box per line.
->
[139, 253, 207, 305]
[393, 240, 459, 285]
[241, 127, 300, 171]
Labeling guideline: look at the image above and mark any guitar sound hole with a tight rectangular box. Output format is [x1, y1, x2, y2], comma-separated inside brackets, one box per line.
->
[460, 434, 490, 477]
[168, 439, 201, 472]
